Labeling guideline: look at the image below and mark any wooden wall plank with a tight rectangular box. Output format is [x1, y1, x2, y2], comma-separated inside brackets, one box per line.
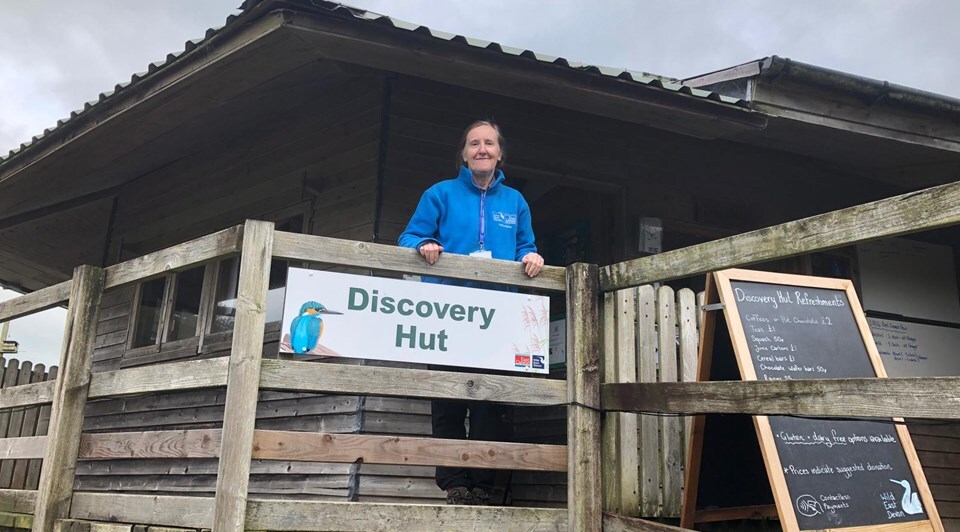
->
[601, 377, 960, 419]
[637, 285, 660, 517]
[657, 286, 683, 518]
[35, 265, 105, 531]
[259, 359, 566, 406]
[212, 220, 274, 531]
[602, 179, 960, 291]
[272, 231, 566, 292]
[566, 263, 601, 532]
[78, 430, 221, 460]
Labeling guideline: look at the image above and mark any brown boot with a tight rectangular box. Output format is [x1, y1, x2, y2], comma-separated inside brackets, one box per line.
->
[470, 487, 491, 506]
[445, 486, 471, 505]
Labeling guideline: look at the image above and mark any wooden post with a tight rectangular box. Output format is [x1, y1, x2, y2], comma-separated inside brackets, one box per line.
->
[566, 263, 601, 531]
[34, 265, 105, 531]
[212, 220, 274, 531]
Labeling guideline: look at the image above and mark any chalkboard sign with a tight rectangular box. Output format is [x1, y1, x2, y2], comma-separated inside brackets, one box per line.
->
[682, 269, 942, 532]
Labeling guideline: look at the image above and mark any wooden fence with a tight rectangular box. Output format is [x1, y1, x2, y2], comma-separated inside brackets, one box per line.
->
[0, 179, 959, 531]
[0, 359, 57, 494]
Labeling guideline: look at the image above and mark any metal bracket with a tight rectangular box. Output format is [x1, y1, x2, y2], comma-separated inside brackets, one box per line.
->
[701, 303, 725, 312]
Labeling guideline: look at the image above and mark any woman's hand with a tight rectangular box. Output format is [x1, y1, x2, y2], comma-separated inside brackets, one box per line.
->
[521, 252, 544, 277]
[419, 242, 443, 265]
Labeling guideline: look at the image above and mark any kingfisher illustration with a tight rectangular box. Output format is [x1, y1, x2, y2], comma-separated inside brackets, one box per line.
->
[290, 301, 342, 354]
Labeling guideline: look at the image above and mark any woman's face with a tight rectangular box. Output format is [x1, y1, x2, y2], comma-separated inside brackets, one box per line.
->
[462, 124, 501, 177]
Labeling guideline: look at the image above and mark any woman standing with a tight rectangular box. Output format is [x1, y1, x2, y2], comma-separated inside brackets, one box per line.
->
[398, 120, 544, 504]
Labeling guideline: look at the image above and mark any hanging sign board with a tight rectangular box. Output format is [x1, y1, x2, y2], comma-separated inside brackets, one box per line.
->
[279, 268, 549, 373]
[682, 269, 942, 532]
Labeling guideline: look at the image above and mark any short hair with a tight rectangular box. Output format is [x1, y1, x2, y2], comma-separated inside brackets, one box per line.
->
[455, 120, 506, 172]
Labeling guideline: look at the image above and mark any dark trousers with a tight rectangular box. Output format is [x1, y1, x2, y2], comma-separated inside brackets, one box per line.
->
[432, 399, 505, 491]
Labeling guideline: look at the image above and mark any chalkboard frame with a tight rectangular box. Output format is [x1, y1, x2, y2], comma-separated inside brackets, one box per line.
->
[682, 268, 942, 532]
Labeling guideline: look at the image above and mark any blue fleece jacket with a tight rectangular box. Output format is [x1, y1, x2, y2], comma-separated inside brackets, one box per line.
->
[398, 166, 537, 283]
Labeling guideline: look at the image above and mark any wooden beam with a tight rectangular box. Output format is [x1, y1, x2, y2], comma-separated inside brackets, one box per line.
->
[601, 179, 960, 291]
[53, 520, 135, 532]
[259, 359, 566, 405]
[87, 357, 228, 399]
[601, 377, 960, 419]
[246, 498, 567, 531]
[35, 265, 105, 532]
[69, 493, 213, 529]
[103, 225, 241, 289]
[78, 430, 221, 460]
[212, 220, 273, 532]
[0, 510, 32, 529]
[250, 429, 566, 471]
[271, 230, 566, 292]
[566, 263, 602, 532]
[603, 511, 693, 532]
[0, 380, 54, 409]
[0, 489, 37, 514]
[0, 280, 71, 322]
[0, 436, 47, 460]
[69, 492, 568, 531]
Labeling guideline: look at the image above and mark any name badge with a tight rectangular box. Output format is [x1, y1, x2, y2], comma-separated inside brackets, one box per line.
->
[470, 249, 493, 259]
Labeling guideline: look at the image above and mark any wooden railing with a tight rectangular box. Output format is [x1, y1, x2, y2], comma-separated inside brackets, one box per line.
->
[0, 179, 959, 531]
[0, 220, 585, 531]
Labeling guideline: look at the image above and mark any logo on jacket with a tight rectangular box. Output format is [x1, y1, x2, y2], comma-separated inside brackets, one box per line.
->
[493, 211, 517, 229]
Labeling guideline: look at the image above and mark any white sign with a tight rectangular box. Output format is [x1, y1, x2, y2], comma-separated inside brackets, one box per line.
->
[280, 268, 550, 373]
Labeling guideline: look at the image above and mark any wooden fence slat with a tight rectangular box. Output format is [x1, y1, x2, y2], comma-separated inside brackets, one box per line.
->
[34, 265, 105, 531]
[601, 179, 960, 291]
[0, 359, 20, 490]
[657, 286, 682, 517]
[637, 285, 660, 517]
[566, 263, 601, 532]
[676, 288, 699, 516]
[259, 359, 566, 405]
[0, 281, 72, 323]
[272, 230, 567, 292]
[601, 377, 960, 419]
[212, 220, 274, 531]
[600, 292, 621, 513]
[616, 288, 640, 516]
[0, 361, 34, 486]
[11, 364, 44, 489]
[79, 429, 221, 460]
[27, 365, 57, 490]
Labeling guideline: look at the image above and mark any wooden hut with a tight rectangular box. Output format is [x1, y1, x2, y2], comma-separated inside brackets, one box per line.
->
[1, 0, 959, 528]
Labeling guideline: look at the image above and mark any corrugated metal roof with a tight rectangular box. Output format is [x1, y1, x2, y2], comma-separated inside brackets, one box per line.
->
[1, 1, 747, 165]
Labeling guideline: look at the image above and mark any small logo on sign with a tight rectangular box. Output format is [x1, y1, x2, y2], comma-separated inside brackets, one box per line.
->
[515, 354, 531, 368]
[796, 494, 823, 517]
[532, 355, 545, 369]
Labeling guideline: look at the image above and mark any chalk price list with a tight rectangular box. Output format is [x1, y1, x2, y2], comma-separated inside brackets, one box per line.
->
[740, 288, 838, 380]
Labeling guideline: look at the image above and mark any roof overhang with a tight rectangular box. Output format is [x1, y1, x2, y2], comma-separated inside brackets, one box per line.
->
[685, 56, 960, 188]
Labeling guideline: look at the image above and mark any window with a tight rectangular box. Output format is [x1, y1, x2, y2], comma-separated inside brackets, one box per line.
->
[129, 265, 205, 351]
[127, 208, 307, 355]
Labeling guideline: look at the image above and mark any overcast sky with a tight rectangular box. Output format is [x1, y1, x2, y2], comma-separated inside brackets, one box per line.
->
[1, 0, 959, 365]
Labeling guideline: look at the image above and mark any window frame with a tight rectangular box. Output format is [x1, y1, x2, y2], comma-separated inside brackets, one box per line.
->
[124, 202, 312, 359]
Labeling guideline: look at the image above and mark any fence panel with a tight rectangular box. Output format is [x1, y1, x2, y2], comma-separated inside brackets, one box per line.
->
[0, 360, 58, 490]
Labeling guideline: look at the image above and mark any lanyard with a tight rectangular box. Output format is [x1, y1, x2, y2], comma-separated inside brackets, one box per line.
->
[479, 189, 486, 250]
